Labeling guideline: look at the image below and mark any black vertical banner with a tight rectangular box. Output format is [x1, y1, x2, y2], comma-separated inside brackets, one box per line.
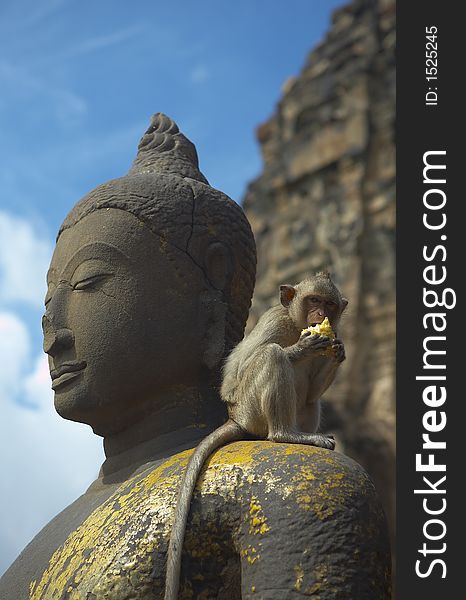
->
[397, 2, 461, 597]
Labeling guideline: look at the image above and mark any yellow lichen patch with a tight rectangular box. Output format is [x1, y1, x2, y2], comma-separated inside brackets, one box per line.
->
[240, 545, 260, 565]
[305, 582, 322, 596]
[28, 441, 365, 599]
[29, 451, 192, 600]
[185, 522, 223, 561]
[249, 496, 270, 536]
[312, 472, 353, 520]
[289, 464, 317, 510]
[304, 563, 331, 597]
[288, 460, 355, 518]
[207, 441, 270, 467]
[294, 564, 304, 591]
[199, 442, 283, 496]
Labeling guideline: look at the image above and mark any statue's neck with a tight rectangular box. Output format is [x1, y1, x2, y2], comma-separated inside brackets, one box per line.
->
[99, 382, 226, 482]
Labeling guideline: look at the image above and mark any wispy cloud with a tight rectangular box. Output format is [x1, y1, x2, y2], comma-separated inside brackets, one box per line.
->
[0, 59, 88, 124]
[0, 208, 104, 575]
[69, 25, 146, 57]
[0, 312, 103, 575]
[0, 312, 29, 397]
[0, 211, 52, 309]
[11, 0, 68, 29]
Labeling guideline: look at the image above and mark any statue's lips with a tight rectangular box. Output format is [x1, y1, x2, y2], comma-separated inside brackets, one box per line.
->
[50, 361, 87, 390]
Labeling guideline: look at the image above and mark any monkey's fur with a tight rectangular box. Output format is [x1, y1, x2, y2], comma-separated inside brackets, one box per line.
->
[163, 272, 347, 600]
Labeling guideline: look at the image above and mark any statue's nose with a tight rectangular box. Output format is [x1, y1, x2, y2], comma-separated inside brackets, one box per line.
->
[42, 314, 74, 355]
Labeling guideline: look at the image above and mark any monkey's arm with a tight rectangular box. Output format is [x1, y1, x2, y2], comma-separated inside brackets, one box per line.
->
[305, 338, 346, 405]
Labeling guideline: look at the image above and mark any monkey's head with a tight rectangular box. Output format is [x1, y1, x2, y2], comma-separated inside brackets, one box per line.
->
[279, 271, 348, 335]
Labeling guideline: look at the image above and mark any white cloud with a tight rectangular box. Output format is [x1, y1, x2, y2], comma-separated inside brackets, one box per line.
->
[0, 215, 103, 575]
[0, 310, 104, 576]
[0, 312, 29, 396]
[0, 210, 52, 308]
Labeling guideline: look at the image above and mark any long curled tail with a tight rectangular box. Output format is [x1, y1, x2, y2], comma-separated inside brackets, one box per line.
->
[164, 419, 245, 600]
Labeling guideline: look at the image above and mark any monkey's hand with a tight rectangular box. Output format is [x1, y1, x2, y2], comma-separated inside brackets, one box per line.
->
[285, 332, 332, 363]
[331, 338, 346, 363]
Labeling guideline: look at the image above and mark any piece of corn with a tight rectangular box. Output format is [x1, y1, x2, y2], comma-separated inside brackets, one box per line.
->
[301, 317, 335, 339]
[301, 317, 335, 356]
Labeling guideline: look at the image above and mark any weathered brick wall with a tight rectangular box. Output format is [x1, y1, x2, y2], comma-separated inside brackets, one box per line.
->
[243, 0, 396, 549]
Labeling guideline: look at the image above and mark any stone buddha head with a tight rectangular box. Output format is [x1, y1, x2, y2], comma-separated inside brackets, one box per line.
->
[42, 114, 256, 440]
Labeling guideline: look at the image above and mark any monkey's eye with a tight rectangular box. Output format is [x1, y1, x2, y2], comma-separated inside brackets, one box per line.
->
[309, 297, 320, 303]
[326, 301, 336, 308]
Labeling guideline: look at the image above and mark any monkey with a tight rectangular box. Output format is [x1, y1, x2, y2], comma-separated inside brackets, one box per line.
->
[163, 272, 347, 600]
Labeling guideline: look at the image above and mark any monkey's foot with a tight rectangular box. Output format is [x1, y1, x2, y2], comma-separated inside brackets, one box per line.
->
[268, 432, 336, 450]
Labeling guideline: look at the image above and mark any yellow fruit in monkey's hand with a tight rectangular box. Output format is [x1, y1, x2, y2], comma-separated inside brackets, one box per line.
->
[301, 317, 335, 339]
[301, 317, 335, 356]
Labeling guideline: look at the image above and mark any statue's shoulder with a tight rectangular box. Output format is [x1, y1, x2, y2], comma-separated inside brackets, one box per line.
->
[153, 440, 381, 517]
[197, 440, 378, 512]
[189, 441, 391, 599]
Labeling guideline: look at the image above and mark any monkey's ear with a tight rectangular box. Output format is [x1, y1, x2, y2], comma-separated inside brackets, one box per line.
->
[341, 297, 349, 311]
[279, 285, 296, 307]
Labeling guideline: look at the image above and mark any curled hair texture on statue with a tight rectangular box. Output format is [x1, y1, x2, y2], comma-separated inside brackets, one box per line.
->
[128, 113, 209, 184]
[58, 113, 256, 355]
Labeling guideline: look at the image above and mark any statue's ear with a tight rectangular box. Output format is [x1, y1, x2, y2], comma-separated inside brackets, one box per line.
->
[341, 297, 349, 311]
[200, 242, 232, 370]
[200, 290, 227, 370]
[279, 285, 296, 308]
[204, 242, 233, 291]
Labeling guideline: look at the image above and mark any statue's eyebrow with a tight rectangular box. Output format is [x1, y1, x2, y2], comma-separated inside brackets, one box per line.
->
[60, 242, 131, 281]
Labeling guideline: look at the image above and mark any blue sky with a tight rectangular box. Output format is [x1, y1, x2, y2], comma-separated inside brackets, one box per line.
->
[0, 0, 343, 574]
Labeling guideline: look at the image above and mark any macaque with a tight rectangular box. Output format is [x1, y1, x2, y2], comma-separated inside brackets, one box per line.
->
[222, 270, 347, 447]
[164, 272, 347, 600]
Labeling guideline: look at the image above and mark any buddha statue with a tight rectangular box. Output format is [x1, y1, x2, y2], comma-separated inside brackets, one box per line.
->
[0, 114, 391, 599]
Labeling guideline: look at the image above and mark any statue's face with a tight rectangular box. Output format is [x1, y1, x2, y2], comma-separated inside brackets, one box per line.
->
[43, 208, 206, 436]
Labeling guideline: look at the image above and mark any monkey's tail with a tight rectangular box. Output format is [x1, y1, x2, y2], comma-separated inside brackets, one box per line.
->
[163, 419, 245, 600]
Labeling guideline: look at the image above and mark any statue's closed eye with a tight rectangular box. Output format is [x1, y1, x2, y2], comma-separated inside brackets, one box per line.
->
[70, 258, 114, 292]
[72, 273, 113, 291]
[45, 271, 113, 306]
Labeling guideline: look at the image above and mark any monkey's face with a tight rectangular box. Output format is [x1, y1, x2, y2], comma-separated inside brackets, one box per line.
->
[280, 279, 348, 334]
[43, 208, 206, 436]
[302, 294, 343, 330]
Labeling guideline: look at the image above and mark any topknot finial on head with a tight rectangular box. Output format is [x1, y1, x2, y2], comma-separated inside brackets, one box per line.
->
[128, 113, 209, 184]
